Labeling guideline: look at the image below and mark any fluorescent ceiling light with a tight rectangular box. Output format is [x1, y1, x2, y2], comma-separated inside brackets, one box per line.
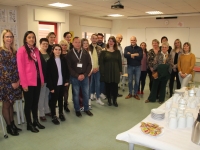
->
[108, 14, 124, 17]
[49, 2, 72, 8]
[146, 11, 163, 15]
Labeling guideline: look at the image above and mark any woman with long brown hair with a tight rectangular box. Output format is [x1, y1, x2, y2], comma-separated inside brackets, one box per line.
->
[17, 31, 45, 133]
[99, 36, 122, 107]
[138, 42, 148, 94]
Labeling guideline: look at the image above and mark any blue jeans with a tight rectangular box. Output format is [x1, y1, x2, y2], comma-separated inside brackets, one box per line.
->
[70, 76, 89, 111]
[90, 71, 100, 98]
[127, 65, 141, 95]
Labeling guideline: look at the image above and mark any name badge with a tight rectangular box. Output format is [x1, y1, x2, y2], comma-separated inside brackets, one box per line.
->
[77, 63, 82, 68]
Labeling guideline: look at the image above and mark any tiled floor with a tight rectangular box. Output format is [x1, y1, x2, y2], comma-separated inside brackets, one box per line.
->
[0, 79, 168, 150]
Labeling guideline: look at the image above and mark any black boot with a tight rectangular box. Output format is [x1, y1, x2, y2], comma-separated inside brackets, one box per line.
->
[64, 102, 70, 112]
[33, 119, 45, 129]
[7, 125, 19, 136]
[108, 99, 112, 106]
[11, 120, 22, 132]
[113, 98, 118, 107]
[27, 123, 39, 133]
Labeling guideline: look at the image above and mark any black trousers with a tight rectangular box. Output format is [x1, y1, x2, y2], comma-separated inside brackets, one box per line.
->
[63, 84, 70, 104]
[169, 70, 181, 96]
[147, 69, 153, 91]
[50, 85, 64, 117]
[138, 71, 147, 92]
[148, 78, 168, 102]
[105, 82, 118, 100]
[23, 78, 41, 123]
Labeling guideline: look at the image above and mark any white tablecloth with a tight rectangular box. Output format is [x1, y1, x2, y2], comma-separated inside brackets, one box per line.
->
[116, 101, 200, 150]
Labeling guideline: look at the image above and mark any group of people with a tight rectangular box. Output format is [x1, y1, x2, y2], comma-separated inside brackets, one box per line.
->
[0, 28, 196, 137]
[122, 36, 195, 104]
[0, 30, 124, 136]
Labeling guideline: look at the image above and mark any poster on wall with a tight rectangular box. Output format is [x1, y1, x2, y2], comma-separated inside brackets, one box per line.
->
[8, 9, 17, 23]
[9, 24, 18, 37]
[14, 39, 19, 50]
[0, 25, 7, 33]
[0, 9, 6, 23]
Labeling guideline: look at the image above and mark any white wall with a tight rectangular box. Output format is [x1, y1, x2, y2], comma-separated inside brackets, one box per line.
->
[111, 16, 200, 52]
[18, 5, 69, 46]
[69, 14, 112, 38]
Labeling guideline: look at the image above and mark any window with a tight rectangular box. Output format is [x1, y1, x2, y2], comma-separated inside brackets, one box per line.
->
[38, 22, 58, 43]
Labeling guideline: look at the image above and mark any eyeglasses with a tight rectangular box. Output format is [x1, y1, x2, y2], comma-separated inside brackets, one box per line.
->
[4, 36, 14, 38]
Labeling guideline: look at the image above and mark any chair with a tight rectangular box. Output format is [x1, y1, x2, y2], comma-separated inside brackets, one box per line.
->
[121, 73, 128, 91]
[121, 64, 128, 91]
[0, 106, 8, 139]
[15, 99, 25, 125]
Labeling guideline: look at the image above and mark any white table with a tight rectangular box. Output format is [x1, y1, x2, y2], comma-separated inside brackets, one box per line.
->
[116, 101, 200, 150]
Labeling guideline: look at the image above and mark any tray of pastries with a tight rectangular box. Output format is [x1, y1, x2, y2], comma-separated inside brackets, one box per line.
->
[140, 122, 164, 136]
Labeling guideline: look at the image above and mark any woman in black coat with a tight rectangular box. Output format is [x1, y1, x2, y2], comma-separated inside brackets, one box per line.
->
[46, 44, 69, 125]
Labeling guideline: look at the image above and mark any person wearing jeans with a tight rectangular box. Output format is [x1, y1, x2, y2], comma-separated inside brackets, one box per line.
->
[88, 34, 104, 105]
[124, 36, 143, 100]
[66, 37, 93, 117]
[71, 76, 89, 111]
[127, 66, 141, 98]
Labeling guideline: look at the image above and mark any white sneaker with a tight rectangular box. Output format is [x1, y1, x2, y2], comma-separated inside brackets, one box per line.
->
[80, 107, 84, 112]
[100, 93, 106, 100]
[96, 98, 104, 105]
[89, 99, 92, 110]
[90, 93, 96, 100]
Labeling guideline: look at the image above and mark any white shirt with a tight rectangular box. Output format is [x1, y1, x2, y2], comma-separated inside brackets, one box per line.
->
[55, 58, 63, 85]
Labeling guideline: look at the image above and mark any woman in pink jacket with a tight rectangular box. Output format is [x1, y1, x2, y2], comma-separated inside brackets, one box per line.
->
[17, 31, 45, 133]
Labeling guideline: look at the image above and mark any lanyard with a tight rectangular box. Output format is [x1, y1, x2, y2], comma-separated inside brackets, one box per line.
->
[73, 48, 82, 62]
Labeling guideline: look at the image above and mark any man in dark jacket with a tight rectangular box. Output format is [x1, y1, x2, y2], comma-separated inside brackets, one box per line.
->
[124, 36, 143, 100]
[66, 37, 93, 117]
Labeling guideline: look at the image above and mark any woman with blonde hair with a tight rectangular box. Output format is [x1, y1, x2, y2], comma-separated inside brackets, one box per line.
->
[145, 42, 173, 104]
[0, 29, 22, 136]
[46, 32, 56, 54]
[59, 39, 70, 112]
[178, 42, 196, 88]
[59, 40, 69, 55]
[147, 39, 160, 91]
[169, 39, 183, 97]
